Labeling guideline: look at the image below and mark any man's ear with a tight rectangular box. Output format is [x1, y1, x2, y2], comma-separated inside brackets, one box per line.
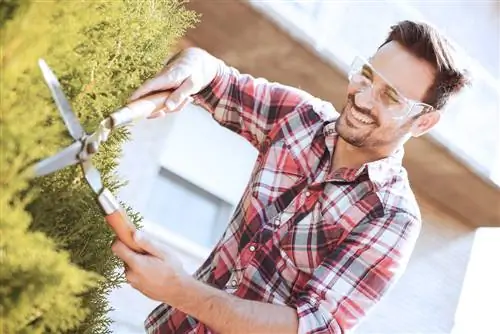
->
[410, 110, 441, 137]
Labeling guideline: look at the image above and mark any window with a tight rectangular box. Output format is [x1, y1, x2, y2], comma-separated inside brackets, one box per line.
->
[144, 167, 233, 249]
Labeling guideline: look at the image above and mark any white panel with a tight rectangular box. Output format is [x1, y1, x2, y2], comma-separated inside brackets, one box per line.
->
[452, 228, 500, 334]
[116, 112, 180, 214]
[144, 168, 231, 248]
[159, 104, 258, 205]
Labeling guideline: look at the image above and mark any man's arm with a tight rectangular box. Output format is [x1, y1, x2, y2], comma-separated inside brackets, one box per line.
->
[292, 211, 421, 333]
[192, 62, 316, 150]
[129, 47, 319, 150]
[168, 277, 298, 334]
[112, 231, 299, 333]
[112, 204, 420, 333]
[158, 211, 420, 334]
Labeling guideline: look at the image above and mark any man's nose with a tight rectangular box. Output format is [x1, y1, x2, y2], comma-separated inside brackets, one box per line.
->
[353, 87, 374, 110]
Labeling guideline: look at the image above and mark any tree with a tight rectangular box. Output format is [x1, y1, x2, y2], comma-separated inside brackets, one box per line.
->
[0, 1, 198, 332]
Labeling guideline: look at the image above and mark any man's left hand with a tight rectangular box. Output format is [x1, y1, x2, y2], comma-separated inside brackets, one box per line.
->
[111, 231, 188, 303]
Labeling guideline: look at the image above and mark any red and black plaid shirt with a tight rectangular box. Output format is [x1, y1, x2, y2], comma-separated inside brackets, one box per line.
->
[145, 63, 421, 333]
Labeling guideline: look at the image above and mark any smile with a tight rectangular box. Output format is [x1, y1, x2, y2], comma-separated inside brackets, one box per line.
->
[349, 108, 375, 125]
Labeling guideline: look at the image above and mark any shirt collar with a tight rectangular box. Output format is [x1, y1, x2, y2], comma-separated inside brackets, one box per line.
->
[322, 122, 404, 189]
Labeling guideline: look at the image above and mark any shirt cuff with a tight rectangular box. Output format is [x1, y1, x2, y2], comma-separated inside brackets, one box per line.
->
[191, 59, 232, 106]
[295, 293, 341, 334]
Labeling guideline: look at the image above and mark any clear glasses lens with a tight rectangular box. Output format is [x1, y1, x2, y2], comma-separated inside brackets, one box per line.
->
[348, 57, 433, 119]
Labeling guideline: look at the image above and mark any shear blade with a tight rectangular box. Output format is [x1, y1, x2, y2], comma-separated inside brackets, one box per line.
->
[33, 141, 83, 177]
[38, 59, 86, 140]
[81, 160, 103, 194]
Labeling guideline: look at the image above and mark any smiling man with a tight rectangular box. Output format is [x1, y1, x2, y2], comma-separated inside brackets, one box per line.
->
[112, 20, 470, 333]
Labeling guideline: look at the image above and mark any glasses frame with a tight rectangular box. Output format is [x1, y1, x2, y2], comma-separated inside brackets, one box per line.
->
[348, 56, 435, 119]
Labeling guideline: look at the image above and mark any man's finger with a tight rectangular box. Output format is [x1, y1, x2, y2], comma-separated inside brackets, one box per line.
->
[112, 239, 139, 268]
[147, 107, 167, 119]
[129, 67, 187, 102]
[134, 231, 169, 259]
[125, 268, 138, 287]
[164, 78, 195, 111]
[128, 76, 166, 102]
[146, 96, 191, 119]
[175, 97, 193, 111]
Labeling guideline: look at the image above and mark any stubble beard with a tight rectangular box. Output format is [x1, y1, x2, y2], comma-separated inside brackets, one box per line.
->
[335, 95, 375, 148]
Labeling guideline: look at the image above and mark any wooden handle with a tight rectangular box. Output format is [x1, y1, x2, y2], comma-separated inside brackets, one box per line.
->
[105, 210, 144, 253]
[111, 91, 173, 127]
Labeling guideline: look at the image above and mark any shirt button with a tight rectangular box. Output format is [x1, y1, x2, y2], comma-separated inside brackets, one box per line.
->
[249, 245, 256, 252]
[231, 280, 237, 287]
[274, 218, 280, 225]
[305, 191, 311, 197]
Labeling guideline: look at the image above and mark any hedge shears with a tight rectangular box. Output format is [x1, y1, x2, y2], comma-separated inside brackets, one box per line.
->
[33, 59, 170, 253]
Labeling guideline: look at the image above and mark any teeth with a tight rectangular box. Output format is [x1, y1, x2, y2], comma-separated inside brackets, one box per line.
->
[351, 109, 374, 124]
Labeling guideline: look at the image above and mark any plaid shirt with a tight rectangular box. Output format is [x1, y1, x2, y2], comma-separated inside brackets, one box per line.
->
[145, 63, 421, 333]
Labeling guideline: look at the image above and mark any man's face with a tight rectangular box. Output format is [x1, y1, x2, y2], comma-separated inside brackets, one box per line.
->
[335, 41, 436, 149]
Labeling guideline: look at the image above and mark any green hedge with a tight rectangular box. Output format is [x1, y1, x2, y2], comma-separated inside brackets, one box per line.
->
[0, 1, 198, 332]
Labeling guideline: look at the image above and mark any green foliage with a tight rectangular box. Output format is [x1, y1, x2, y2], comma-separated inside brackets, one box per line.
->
[0, 0, 198, 332]
[0, 0, 30, 28]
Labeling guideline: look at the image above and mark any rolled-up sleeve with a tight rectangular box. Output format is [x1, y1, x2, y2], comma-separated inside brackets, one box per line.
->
[192, 62, 315, 150]
[294, 211, 421, 334]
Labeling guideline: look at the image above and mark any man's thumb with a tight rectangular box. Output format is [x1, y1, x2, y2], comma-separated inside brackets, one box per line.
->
[134, 231, 163, 258]
[165, 79, 194, 111]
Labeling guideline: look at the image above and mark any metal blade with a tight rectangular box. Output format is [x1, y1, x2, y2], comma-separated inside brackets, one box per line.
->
[33, 141, 83, 177]
[81, 160, 103, 194]
[38, 59, 86, 140]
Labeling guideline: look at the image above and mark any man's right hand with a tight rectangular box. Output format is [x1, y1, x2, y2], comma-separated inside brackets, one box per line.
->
[129, 47, 221, 118]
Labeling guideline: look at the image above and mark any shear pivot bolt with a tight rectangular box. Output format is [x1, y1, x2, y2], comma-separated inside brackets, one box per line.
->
[87, 142, 98, 154]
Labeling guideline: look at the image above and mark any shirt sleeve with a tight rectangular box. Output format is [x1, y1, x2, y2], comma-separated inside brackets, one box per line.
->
[294, 211, 421, 334]
[191, 62, 316, 150]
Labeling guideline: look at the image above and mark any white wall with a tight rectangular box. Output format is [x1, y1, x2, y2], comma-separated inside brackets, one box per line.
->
[355, 206, 476, 334]
[451, 228, 500, 334]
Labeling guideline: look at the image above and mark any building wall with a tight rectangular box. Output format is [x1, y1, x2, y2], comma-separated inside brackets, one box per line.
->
[356, 199, 476, 334]
[249, 0, 500, 187]
[108, 103, 477, 333]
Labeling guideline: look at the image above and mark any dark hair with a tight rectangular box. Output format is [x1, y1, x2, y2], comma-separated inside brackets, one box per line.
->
[380, 20, 471, 110]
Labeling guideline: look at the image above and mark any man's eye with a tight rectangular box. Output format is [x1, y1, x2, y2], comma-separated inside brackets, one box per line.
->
[361, 69, 372, 80]
[384, 91, 401, 104]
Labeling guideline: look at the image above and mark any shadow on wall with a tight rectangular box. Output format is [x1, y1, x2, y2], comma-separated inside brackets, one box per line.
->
[356, 207, 477, 334]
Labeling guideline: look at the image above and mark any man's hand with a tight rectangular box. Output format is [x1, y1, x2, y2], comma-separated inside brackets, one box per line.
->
[112, 231, 299, 333]
[111, 231, 188, 303]
[129, 47, 221, 118]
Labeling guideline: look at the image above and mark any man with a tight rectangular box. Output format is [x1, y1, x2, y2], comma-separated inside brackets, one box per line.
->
[112, 20, 470, 333]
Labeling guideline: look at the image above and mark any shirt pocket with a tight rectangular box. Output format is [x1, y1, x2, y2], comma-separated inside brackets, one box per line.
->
[251, 141, 304, 206]
[278, 216, 348, 274]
